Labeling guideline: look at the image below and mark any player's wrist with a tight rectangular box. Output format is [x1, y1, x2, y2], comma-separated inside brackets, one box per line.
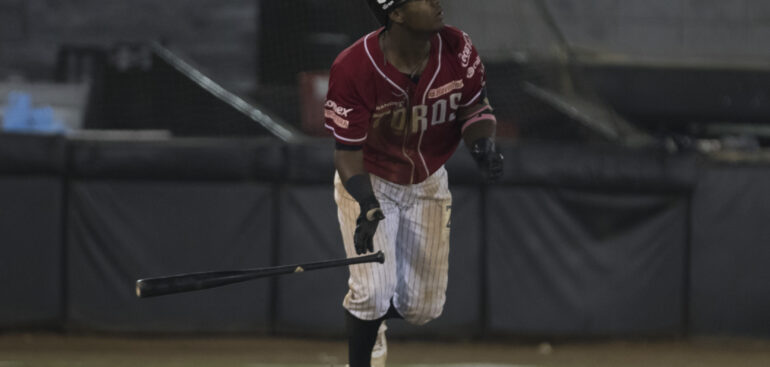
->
[358, 195, 382, 221]
[470, 137, 495, 162]
[344, 174, 381, 213]
[344, 174, 374, 202]
[470, 137, 504, 182]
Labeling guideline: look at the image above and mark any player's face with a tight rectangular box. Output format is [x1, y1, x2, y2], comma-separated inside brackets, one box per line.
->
[395, 0, 444, 33]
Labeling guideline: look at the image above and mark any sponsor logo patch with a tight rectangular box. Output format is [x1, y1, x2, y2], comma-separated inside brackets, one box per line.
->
[466, 56, 482, 79]
[325, 100, 354, 117]
[376, 100, 406, 111]
[378, 0, 396, 10]
[428, 80, 464, 99]
[458, 32, 473, 67]
[325, 109, 349, 128]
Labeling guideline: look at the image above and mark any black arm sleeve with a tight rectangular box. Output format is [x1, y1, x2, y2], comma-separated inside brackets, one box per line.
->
[336, 142, 364, 151]
[344, 174, 374, 202]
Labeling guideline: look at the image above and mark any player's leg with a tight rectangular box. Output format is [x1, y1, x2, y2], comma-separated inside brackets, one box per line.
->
[334, 172, 399, 367]
[370, 321, 388, 367]
[335, 172, 399, 319]
[392, 167, 452, 325]
[345, 311, 382, 367]
[364, 175, 409, 367]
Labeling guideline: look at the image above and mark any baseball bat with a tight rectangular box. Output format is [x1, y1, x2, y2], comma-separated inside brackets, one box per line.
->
[136, 251, 384, 298]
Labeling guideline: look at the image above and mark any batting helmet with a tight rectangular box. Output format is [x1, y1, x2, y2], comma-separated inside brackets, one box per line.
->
[367, 0, 409, 26]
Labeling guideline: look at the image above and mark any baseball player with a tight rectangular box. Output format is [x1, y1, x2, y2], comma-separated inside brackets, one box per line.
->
[324, 1, 503, 366]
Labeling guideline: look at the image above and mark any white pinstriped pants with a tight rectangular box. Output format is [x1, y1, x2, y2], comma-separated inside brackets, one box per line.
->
[334, 167, 452, 325]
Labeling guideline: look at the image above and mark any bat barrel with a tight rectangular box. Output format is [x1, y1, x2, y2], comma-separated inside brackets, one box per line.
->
[136, 251, 384, 298]
[136, 273, 251, 298]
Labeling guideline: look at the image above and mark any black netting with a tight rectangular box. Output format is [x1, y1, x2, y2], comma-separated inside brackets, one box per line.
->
[253, 0, 650, 145]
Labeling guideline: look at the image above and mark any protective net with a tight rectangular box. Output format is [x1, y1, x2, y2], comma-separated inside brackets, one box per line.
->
[59, 0, 649, 144]
[439, 0, 652, 145]
[254, 0, 650, 145]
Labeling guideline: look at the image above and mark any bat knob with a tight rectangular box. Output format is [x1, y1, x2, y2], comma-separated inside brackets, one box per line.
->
[375, 251, 385, 264]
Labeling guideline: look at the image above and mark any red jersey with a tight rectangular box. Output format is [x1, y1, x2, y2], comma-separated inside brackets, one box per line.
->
[324, 26, 488, 185]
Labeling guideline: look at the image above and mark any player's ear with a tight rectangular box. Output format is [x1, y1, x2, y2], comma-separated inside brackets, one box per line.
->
[389, 8, 406, 26]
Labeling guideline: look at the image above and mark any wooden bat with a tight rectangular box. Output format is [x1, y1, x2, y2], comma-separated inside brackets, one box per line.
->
[135, 251, 384, 298]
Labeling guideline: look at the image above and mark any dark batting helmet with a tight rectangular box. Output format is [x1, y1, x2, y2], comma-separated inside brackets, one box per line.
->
[367, 0, 409, 26]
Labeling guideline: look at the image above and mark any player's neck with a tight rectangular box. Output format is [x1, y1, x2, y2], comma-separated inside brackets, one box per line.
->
[380, 27, 432, 74]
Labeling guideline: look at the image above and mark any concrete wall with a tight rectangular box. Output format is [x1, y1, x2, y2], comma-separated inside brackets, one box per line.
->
[0, 0, 256, 92]
[544, 0, 770, 62]
[2, 0, 769, 92]
[442, 0, 770, 63]
[442, 0, 566, 61]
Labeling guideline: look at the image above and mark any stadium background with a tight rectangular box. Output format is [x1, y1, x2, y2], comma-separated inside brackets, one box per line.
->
[1, 0, 770, 365]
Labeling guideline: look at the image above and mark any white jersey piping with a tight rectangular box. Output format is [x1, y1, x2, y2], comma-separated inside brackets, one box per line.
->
[416, 33, 443, 181]
[324, 124, 368, 143]
[460, 89, 483, 107]
[364, 30, 416, 183]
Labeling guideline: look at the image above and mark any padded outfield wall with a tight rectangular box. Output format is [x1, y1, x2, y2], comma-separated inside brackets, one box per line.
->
[1, 133, 768, 338]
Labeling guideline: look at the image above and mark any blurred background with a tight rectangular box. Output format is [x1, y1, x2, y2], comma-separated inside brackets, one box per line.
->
[1, 0, 770, 360]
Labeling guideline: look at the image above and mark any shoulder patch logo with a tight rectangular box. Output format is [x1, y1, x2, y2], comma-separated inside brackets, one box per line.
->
[325, 109, 350, 128]
[325, 100, 354, 117]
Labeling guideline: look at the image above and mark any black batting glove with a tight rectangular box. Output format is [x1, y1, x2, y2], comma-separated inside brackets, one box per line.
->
[354, 196, 385, 255]
[471, 137, 504, 182]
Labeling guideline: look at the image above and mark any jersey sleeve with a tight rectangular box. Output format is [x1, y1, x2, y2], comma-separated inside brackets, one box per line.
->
[457, 33, 489, 109]
[324, 62, 371, 146]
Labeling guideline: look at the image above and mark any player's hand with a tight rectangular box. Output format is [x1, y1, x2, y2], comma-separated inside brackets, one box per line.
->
[354, 200, 385, 255]
[470, 137, 504, 182]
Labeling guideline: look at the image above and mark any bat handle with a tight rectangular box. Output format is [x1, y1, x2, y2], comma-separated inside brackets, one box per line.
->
[346, 251, 385, 266]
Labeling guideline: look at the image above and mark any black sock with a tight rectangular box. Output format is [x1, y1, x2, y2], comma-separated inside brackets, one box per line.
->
[346, 311, 383, 367]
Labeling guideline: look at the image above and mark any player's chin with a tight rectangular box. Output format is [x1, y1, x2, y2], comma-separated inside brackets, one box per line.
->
[412, 19, 443, 34]
[428, 20, 444, 33]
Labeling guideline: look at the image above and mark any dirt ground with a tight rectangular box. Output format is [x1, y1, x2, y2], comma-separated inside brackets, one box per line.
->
[1, 333, 770, 367]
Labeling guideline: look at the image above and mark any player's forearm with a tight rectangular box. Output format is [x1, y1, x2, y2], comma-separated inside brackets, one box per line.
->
[334, 149, 367, 184]
[334, 149, 378, 208]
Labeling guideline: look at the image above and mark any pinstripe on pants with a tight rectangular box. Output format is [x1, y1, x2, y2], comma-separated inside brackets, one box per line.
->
[334, 166, 452, 325]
